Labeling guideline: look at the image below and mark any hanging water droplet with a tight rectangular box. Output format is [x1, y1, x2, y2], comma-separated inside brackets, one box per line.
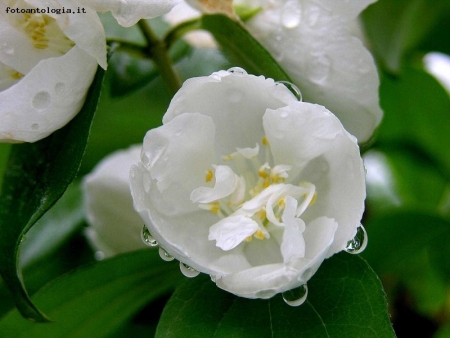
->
[227, 67, 247, 75]
[276, 81, 303, 101]
[281, 1, 302, 29]
[282, 284, 308, 306]
[94, 251, 105, 261]
[2, 43, 14, 55]
[32, 91, 51, 110]
[159, 247, 174, 261]
[141, 225, 158, 247]
[345, 225, 368, 254]
[55, 82, 66, 95]
[180, 262, 200, 278]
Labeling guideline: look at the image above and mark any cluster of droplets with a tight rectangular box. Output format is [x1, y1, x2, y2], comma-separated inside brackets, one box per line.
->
[141, 225, 200, 278]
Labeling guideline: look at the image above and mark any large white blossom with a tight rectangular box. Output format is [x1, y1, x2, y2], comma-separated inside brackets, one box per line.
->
[130, 70, 366, 299]
[165, 0, 382, 143]
[83, 146, 147, 258]
[0, 0, 107, 142]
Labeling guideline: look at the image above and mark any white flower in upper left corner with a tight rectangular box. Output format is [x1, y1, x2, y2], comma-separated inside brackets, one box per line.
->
[0, 0, 106, 143]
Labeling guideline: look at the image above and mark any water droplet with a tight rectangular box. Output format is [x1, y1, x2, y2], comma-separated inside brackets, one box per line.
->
[226, 88, 244, 103]
[180, 262, 200, 278]
[31, 123, 39, 130]
[2, 43, 14, 55]
[95, 251, 105, 261]
[345, 225, 368, 254]
[141, 225, 158, 247]
[55, 82, 65, 95]
[227, 67, 247, 75]
[281, 1, 302, 29]
[159, 247, 174, 261]
[308, 55, 331, 84]
[276, 81, 302, 101]
[32, 91, 51, 110]
[282, 284, 308, 306]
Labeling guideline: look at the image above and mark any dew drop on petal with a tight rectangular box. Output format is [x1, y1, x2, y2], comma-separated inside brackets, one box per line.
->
[94, 251, 105, 261]
[345, 225, 368, 254]
[141, 225, 158, 247]
[281, 1, 301, 29]
[276, 81, 302, 101]
[180, 262, 200, 278]
[282, 284, 308, 306]
[32, 91, 51, 110]
[227, 67, 247, 75]
[55, 82, 65, 95]
[159, 247, 174, 261]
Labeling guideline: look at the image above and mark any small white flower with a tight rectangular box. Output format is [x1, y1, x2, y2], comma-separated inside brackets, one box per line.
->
[130, 70, 366, 299]
[83, 146, 147, 258]
[79, 0, 183, 27]
[0, 0, 107, 142]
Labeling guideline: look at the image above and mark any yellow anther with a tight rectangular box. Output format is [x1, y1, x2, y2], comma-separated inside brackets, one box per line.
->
[205, 169, 214, 183]
[258, 170, 269, 179]
[262, 136, 269, 146]
[209, 202, 220, 214]
[263, 178, 270, 188]
[271, 175, 285, 183]
[254, 229, 265, 240]
[11, 71, 23, 80]
[309, 192, 318, 206]
[257, 208, 266, 220]
[245, 236, 253, 242]
[222, 155, 233, 161]
[277, 197, 286, 208]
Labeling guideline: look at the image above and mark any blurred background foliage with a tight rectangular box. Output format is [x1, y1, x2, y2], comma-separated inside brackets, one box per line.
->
[0, 0, 450, 336]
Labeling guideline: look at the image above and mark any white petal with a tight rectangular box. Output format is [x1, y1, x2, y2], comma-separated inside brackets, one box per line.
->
[79, 0, 183, 27]
[163, 71, 298, 156]
[191, 165, 239, 203]
[241, 0, 382, 142]
[280, 196, 306, 262]
[141, 113, 216, 214]
[0, 46, 97, 142]
[83, 146, 146, 257]
[209, 215, 259, 251]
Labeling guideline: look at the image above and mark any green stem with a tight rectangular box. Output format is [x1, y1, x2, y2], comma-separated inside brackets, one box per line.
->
[163, 18, 202, 50]
[137, 20, 181, 94]
[106, 38, 147, 58]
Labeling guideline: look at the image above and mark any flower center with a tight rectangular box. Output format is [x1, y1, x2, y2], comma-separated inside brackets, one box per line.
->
[190, 136, 317, 252]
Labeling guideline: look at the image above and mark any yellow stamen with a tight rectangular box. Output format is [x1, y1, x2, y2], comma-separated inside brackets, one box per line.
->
[205, 169, 214, 182]
[263, 178, 270, 188]
[11, 71, 24, 80]
[209, 202, 220, 214]
[309, 192, 318, 206]
[258, 170, 269, 179]
[278, 197, 286, 208]
[245, 236, 253, 242]
[254, 229, 265, 240]
[257, 208, 266, 220]
[262, 136, 269, 146]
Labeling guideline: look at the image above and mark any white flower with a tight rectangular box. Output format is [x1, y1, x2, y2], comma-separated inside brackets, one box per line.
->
[83, 146, 147, 258]
[79, 0, 183, 27]
[238, 0, 382, 143]
[163, 0, 382, 143]
[130, 70, 366, 299]
[0, 0, 107, 143]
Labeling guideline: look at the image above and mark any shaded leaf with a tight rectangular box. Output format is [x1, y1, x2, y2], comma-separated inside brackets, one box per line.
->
[156, 253, 394, 338]
[0, 249, 182, 337]
[0, 64, 106, 322]
[201, 14, 291, 81]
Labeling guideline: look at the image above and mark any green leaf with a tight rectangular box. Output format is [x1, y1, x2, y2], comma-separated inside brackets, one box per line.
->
[0, 249, 182, 337]
[362, 0, 450, 72]
[377, 67, 450, 178]
[156, 253, 394, 338]
[0, 64, 106, 322]
[201, 14, 291, 81]
[362, 210, 450, 274]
